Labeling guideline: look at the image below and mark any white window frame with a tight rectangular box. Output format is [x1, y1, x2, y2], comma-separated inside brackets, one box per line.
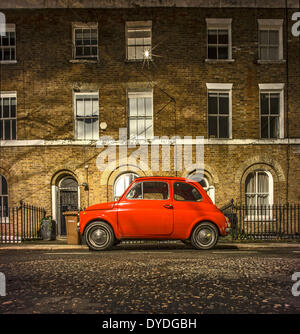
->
[125, 21, 152, 61]
[0, 91, 17, 140]
[206, 18, 232, 61]
[257, 19, 284, 62]
[0, 23, 16, 64]
[259, 83, 284, 139]
[206, 83, 233, 139]
[245, 170, 274, 221]
[72, 22, 98, 61]
[127, 89, 154, 140]
[73, 91, 99, 140]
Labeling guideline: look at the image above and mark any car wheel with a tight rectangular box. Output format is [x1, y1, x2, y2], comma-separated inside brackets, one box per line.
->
[191, 222, 219, 250]
[85, 221, 115, 251]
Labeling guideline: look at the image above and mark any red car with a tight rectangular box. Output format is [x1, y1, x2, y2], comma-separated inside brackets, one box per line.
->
[79, 176, 231, 251]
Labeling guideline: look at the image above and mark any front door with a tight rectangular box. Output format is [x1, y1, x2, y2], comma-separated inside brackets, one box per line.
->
[117, 181, 173, 237]
[59, 177, 78, 236]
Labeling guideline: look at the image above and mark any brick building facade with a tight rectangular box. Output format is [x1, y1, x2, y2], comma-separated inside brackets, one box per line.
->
[0, 0, 300, 236]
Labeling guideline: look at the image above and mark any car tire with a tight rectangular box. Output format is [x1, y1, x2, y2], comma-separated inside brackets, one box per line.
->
[85, 221, 115, 251]
[191, 222, 219, 250]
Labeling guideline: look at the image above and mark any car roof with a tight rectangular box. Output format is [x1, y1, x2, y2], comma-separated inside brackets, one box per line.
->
[134, 176, 195, 182]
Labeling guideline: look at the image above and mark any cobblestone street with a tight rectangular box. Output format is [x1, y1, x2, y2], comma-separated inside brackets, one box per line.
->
[0, 243, 299, 314]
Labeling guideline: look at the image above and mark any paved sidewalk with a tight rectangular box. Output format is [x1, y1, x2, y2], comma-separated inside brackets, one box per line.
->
[0, 239, 300, 251]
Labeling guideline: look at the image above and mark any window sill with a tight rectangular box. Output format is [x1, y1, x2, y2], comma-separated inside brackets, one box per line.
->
[257, 59, 286, 64]
[69, 59, 98, 64]
[0, 60, 17, 64]
[205, 59, 235, 63]
[125, 59, 153, 63]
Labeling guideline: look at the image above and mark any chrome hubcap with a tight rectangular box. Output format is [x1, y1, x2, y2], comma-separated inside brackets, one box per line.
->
[90, 228, 108, 247]
[197, 227, 214, 245]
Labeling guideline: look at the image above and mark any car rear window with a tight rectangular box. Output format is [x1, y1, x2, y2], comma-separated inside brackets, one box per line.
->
[173, 182, 203, 202]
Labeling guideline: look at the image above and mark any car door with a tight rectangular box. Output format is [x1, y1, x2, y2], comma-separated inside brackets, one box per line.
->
[117, 180, 174, 237]
[172, 181, 207, 235]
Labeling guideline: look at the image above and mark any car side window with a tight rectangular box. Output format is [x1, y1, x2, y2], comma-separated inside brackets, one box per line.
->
[173, 182, 203, 202]
[126, 181, 169, 200]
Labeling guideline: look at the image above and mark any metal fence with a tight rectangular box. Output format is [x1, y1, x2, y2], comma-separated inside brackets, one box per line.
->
[223, 201, 300, 240]
[0, 202, 46, 243]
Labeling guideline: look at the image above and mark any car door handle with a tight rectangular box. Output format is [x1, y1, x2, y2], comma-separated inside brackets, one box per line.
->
[163, 204, 173, 209]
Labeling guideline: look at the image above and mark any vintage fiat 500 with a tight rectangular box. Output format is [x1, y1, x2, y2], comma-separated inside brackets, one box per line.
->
[79, 177, 231, 251]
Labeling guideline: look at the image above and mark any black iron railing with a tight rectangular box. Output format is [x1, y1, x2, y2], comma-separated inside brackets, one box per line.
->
[0, 202, 46, 243]
[222, 201, 300, 240]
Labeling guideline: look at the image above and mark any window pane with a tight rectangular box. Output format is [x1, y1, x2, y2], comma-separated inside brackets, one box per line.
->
[270, 93, 279, 115]
[257, 172, 269, 193]
[84, 98, 92, 117]
[135, 46, 144, 59]
[9, 32, 15, 46]
[4, 119, 10, 139]
[218, 30, 228, 44]
[76, 119, 85, 139]
[137, 119, 145, 138]
[269, 46, 279, 60]
[145, 118, 153, 138]
[259, 30, 269, 45]
[4, 49, 11, 60]
[261, 116, 269, 138]
[208, 93, 218, 114]
[208, 116, 218, 137]
[10, 98, 16, 117]
[126, 182, 142, 199]
[208, 46, 217, 59]
[145, 97, 152, 116]
[260, 93, 269, 114]
[219, 94, 229, 114]
[245, 173, 255, 193]
[269, 116, 279, 138]
[218, 46, 228, 59]
[1, 176, 8, 195]
[92, 98, 99, 116]
[3, 98, 9, 118]
[260, 47, 268, 60]
[127, 46, 135, 59]
[0, 120, 2, 139]
[11, 119, 16, 139]
[2, 34, 9, 46]
[173, 182, 202, 202]
[143, 182, 169, 200]
[137, 98, 145, 116]
[219, 116, 229, 138]
[207, 30, 217, 44]
[269, 30, 279, 45]
[129, 98, 137, 116]
[76, 98, 84, 116]
[76, 47, 83, 57]
[129, 119, 137, 138]
[84, 118, 93, 140]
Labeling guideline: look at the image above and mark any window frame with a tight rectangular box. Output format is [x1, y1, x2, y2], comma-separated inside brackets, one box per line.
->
[127, 89, 154, 140]
[0, 91, 17, 141]
[72, 22, 98, 61]
[126, 181, 169, 201]
[0, 24, 16, 64]
[73, 91, 99, 140]
[244, 170, 274, 220]
[257, 19, 283, 62]
[259, 83, 284, 139]
[206, 18, 232, 61]
[125, 21, 152, 61]
[206, 83, 233, 139]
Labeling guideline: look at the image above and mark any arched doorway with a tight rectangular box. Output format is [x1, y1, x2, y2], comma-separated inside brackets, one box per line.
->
[58, 177, 79, 236]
